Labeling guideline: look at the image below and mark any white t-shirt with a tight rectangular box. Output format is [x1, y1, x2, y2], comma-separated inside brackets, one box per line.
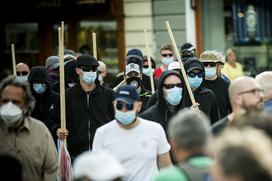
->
[92, 118, 171, 181]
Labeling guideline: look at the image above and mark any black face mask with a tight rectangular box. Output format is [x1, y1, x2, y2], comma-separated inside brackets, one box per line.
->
[126, 77, 141, 89]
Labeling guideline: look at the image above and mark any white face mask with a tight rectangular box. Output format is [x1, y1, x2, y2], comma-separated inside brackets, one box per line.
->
[0, 102, 23, 127]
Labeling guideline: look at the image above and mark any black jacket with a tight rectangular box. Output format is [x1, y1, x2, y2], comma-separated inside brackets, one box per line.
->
[140, 71, 188, 132]
[52, 83, 115, 159]
[28, 66, 59, 132]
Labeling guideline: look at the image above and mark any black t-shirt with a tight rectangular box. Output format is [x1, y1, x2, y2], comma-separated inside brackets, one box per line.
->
[203, 76, 232, 118]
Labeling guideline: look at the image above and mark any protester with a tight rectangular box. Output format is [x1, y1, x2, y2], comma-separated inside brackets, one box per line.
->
[124, 63, 151, 113]
[45, 55, 60, 84]
[73, 151, 125, 181]
[97, 61, 108, 87]
[200, 50, 232, 118]
[92, 85, 172, 181]
[54, 54, 115, 160]
[210, 128, 272, 181]
[212, 50, 230, 83]
[28, 66, 59, 131]
[184, 58, 220, 124]
[0, 75, 58, 181]
[155, 44, 175, 79]
[221, 48, 244, 81]
[16, 62, 30, 83]
[142, 55, 158, 91]
[154, 108, 213, 181]
[180, 42, 196, 63]
[255, 71, 272, 113]
[212, 76, 264, 135]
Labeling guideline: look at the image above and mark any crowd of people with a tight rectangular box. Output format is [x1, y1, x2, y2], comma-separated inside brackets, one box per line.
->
[0, 43, 272, 181]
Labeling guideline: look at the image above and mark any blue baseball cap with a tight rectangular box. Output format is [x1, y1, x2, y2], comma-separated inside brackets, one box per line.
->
[115, 85, 139, 104]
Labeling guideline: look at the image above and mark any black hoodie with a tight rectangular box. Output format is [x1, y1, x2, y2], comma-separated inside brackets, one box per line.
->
[28, 66, 59, 131]
[184, 58, 221, 124]
[140, 70, 188, 132]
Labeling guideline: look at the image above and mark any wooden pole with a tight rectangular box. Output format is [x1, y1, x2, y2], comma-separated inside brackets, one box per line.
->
[59, 23, 66, 140]
[11, 44, 16, 76]
[92, 32, 97, 59]
[165, 21, 196, 105]
[144, 29, 155, 94]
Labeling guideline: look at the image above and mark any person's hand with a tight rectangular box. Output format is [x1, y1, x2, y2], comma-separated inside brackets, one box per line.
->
[57, 128, 69, 141]
[190, 103, 200, 112]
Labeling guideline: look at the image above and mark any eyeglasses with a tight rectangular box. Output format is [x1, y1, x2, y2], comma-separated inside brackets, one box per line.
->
[116, 100, 134, 111]
[16, 71, 28, 76]
[163, 83, 183, 89]
[188, 72, 204, 78]
[238, 88, 264, 96]
[161, 53, 173, 57]
[143, 65, 155, 69]
[202, 62, 217, 67]
[80, 66, 97, 72]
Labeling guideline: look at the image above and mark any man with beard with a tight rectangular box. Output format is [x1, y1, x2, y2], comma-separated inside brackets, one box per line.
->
[124, 63, 151, 113]
[212, 76, 264, 135]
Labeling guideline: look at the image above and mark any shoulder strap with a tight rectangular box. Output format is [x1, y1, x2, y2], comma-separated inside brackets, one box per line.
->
[177, 163, 211, 181]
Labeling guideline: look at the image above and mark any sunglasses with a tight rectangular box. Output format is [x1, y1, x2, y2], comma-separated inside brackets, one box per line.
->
[188, 72, 204, 78]
[16, 71, 28, 76]
[161, 53, 173, 57]
[116, 100, 134, 111]
[143, 65, 155, 69]
[163, 83, 183, 89]
[80, 66, 97, 72]
[202, 62, 217, 67]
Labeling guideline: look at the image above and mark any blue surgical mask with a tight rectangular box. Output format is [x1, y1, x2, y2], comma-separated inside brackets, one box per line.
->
[164, 87, 183, 106]
[115, 110, 136, 125]
[82, 71, 97, 85]
[142, 68, 155, 76]
[17, 75, 28, 83]
[188, 76, 203, 89]
[162, 57, 174, 66]
[33, 83, 47, 94]
[205, 67, 216, 79]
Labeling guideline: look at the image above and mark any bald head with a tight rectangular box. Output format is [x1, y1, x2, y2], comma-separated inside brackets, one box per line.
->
[16, 62, 30, 75]
[98, 61, 107, 78]
[229, 76, 260, 99]
[255, 71, 272, 99]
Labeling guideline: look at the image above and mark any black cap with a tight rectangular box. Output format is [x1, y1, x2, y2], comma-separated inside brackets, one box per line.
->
[180, 43, 196, 58]
[126, 48, 143, 61]
[76, 55, 99, 68]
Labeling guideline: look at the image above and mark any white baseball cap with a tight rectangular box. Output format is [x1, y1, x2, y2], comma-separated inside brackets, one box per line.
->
[125, 63, 141, 74]
[168, 61, 180, 70]
[73, 151, 125, 181]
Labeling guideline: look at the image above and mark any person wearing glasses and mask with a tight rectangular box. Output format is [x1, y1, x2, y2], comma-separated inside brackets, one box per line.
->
[92, 85, 172, 181]
[141, 70, 198, 132]
[184, 58, 221, 124]
[28, 66, 59, 132]
[16, 62, 30, 83]
[154, 44, 175, 79]
[212, 76, 264, 135]
[54, 54, 115, 160]
[200, 50, 232, 119]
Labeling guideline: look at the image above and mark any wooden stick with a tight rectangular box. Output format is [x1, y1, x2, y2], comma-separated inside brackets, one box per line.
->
[11, 44, 16, 76]
[113, 79, 126, 91]
[144, 29, 155, 94]
[59, 24, 66, 137]
[165, 21, 196, 105]
[92, 32, 97, 59]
